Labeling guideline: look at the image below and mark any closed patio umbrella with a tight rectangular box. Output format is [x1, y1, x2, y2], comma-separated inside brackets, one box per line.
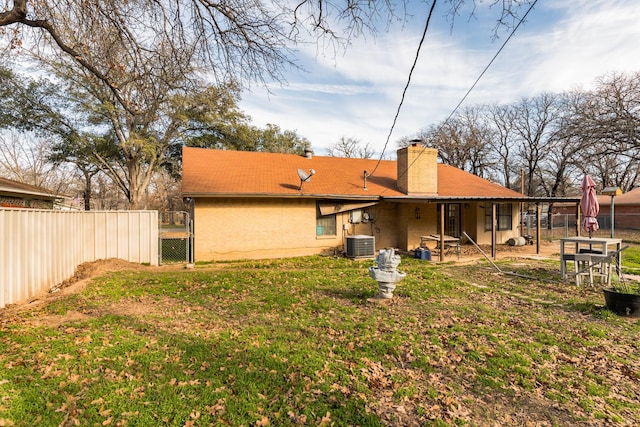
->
[581, 175, 599, 237]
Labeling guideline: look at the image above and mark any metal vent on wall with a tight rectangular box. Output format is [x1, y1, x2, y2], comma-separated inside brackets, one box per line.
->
[345, 235, 375, 258]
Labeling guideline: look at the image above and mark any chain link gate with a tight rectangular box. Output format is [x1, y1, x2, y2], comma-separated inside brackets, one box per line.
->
[158, 211, 193, 264]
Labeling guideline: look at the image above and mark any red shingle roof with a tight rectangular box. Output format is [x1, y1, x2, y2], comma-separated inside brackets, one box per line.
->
[435, 164, 522, 198]
[181, 147, 524, 199]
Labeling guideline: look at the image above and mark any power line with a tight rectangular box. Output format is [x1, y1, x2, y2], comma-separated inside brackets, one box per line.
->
[372, 0, 539, 187]
[367, 0, 438, 177]
[443, 0, 539, 125]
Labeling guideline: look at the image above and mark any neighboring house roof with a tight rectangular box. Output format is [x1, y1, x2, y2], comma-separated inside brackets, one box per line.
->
[182, 147, 526, 201]
[0, 177, 62, 200]
[598, 187, 640, 206]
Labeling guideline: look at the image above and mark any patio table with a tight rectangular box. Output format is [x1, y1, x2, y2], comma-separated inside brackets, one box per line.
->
[560, 236, 622, 280]
[420, 234, 461, 258]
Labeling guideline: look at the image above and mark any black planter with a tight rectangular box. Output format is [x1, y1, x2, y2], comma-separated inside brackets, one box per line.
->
[602, 288, 640, 317]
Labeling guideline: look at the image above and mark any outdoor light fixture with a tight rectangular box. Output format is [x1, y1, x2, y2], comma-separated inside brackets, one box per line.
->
[414, 207, 421, 219]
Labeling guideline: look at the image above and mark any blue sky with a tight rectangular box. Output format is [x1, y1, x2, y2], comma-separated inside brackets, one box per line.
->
[239, 0, 640, 158]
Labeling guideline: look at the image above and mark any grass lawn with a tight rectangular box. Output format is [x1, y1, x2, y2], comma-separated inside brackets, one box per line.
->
[0, 252, 639, 426]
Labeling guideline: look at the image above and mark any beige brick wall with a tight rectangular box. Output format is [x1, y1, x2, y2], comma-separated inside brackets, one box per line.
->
[194, 198, 329, 260]
[347, 201, 400, 250]
[193, 198, 520, 261]
[403, 203, 439, 250]
[193, 198, 405, 261]
[397, 145, 438, 195]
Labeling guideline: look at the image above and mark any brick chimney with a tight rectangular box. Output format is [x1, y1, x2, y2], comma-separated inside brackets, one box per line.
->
[396, 143, 438, 195]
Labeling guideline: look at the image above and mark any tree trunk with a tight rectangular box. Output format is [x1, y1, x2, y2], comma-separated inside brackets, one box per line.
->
[82, 169, 92, 211]
[126, 155, 153, 210]
[128, 177, 146, 210]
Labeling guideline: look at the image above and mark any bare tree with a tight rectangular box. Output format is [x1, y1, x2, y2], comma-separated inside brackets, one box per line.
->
[2, 1, 290, 110]
[509, 93, 563, 197]
[575, 71, 640, 190]
[145, 170, 185, 212]
[406, 72, 640, 201]
[537, 91, 588, 197]
[417, 106, 494, 177]
[327, 136, 376, 159]
[92, 174, 128, 210]
[591, 153, 640, 191]
[593, 72, 640, 157]
[1, 0, 538, 208]
[0, 130, 75, 195]
[0, 0, 402, 106]
[1, 1, 536, 100]
[486, 103, 518, 189]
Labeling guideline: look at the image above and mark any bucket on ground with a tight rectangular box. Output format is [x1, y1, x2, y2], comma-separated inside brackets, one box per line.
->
[414, 248, 431, 261]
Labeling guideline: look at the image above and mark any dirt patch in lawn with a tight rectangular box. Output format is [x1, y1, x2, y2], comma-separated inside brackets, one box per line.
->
[0, 259, 196, 333]
[1, 259, 183, 318]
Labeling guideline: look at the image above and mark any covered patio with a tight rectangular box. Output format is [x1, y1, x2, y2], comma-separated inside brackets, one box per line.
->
[388, 195, 581, 262]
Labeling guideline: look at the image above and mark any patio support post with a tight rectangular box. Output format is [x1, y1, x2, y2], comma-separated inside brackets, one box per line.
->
[536, 203, 541, 254]
[439, 204, 445, 262]
[610, 195, 615, 238]
[520, 168, 525, 240]
[491, 203, 497, 259]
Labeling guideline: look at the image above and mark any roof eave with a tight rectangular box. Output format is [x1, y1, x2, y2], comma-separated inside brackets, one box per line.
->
[182, 192, 382, 201]
[382, 196, 582, 203]
[0, 189, 63, 200]
[183, 192, 582, 204]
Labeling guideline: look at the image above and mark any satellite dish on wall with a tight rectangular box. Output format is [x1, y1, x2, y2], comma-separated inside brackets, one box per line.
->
[297, 168, 316, 190]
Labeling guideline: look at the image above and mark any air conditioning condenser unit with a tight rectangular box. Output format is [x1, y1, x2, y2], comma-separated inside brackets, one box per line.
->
[345, 235, 375, 258]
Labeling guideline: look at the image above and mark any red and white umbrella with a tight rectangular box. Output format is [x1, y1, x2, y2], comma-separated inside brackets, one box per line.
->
[580, 175, 599, 237]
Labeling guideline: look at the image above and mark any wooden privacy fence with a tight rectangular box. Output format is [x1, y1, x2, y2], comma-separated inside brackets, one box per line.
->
[0, 209, 159, 308]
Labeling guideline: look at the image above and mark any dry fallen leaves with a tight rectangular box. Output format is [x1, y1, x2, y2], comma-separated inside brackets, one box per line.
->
[255, 415, 269, 426]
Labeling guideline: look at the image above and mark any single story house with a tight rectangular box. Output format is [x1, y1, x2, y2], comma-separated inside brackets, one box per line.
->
[0, 177, 63, 209]
[182, 144, 575, 261]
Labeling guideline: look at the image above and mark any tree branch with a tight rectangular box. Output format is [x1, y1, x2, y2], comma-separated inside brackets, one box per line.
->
[19, 17, 135, 114]
[0, 0, 27, 26]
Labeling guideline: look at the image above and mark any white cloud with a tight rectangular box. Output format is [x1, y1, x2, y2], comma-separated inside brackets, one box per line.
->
[479, 0, 640, 96]
[240, 0, 640, 156]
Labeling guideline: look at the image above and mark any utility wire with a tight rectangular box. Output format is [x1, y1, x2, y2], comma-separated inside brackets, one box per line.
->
[388, 0, 539, 185]
[443, 0, 539, 125]
[367, 0, 438, 177]
[369, 0, 538, 181]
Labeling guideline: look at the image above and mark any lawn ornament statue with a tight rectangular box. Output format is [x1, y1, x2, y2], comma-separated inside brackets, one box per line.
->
[368, 248, 406, 300]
